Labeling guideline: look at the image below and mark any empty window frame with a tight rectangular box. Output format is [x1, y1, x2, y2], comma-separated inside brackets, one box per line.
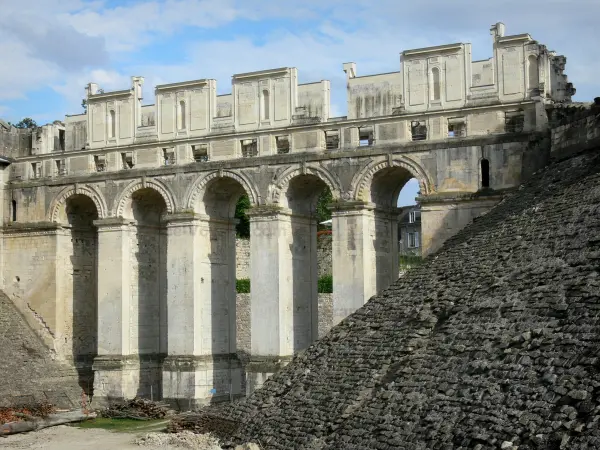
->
[58, 129, 65, 151]
[325, 130, 340, 150]
[528, 54, 539, 92]
[481, 158, 490, 188]
[11, 199, 17, 222]
[411, 121, 427, 141]
[163, 148, 175, 166]
[447, 119, 466, 138]
[31, 162, 41, 178]
[121, 152, 134, 169]
[241, 139, 258, 158]
[192, 144, 209, 162]
[55, 159, 66, 176]
[505, 111, 525, 133]
[276, 136, 290, 154]
[359, 127, 374, 146]
[94, 155, 106, 172]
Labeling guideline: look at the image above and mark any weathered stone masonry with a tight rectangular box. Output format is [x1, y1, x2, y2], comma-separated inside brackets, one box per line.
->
[0, 23, 578, 406]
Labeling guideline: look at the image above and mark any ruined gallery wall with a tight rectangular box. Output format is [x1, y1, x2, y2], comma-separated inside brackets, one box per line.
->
[64, 115, 87, 152]
[297, 81, 331, 120]
[0, 125, 31, 159]
[346, 72, 403, 120]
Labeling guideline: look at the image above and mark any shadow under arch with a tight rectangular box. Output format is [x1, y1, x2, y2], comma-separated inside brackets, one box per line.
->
[54, 192, 100, 396]
[119, 186, 169, 399]
[188, 173, 254, 399]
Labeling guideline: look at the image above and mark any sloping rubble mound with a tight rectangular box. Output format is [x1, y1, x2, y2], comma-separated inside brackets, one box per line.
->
[226, 149, 600, 449]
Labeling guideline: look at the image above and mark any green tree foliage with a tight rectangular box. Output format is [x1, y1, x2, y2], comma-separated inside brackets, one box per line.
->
[9, 118, 37, 129]
[235, 194, 251, 238]
[236, 278, 251, 293]
[316, 188, 332, 229]
[318, 274, 333, 293]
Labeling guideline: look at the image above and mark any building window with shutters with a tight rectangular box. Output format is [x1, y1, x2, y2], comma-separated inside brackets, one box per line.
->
[408, 232, 420, 248]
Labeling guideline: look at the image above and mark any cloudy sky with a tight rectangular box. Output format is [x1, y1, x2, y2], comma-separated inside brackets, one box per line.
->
[1, 0, 597, 205]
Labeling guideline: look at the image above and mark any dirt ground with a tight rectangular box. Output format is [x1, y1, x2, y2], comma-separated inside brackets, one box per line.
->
[0, 425, 223, 449]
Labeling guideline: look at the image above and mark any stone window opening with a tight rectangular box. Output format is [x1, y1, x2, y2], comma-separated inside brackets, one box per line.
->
[276, 136, 290, 154]
[31, 162, 41, 178]
[431, 67, 441, 101]
[325, 130, 339, 150]
[411, 121, 427, 141]
[108, 110, 116, 139]
[448, 119, 466, 138]
[94, 155, 106, 172]
[58, 129, 65, 151]
[359, 127, 374, 146]
[178, 100, 186, 130]
[192, 144, 209, 162]
[481, 158, 490, 188]
[262, 90, 270, 121]
[163, 148, 175, 166]
[121, 152, 134, 169]
[528, 54, 539, 93]
[505, 111, 525, 133]
[11, 199, 17, 222]
[55, 159, 66, 176]
[241, 138, 258, 158]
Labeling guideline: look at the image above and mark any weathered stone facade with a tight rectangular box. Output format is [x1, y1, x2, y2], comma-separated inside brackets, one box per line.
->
[0, 23, 579, 405]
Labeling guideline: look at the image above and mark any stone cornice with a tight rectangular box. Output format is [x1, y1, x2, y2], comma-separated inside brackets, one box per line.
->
[2, 221, 62, 236]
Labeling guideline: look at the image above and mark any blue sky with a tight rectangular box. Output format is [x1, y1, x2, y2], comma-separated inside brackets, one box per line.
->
[1, 0, 598, 206]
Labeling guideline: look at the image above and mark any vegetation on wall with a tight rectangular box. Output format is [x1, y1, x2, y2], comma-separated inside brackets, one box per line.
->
[236, 278, 251, 293]
[399, 255, 423, 270]
[318, 274, 333, 294]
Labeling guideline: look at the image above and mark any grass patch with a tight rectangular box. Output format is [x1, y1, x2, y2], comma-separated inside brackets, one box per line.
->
[74, 417, 169, 433]
[236, 278, 251, 293]
[318, 274, 333, 293]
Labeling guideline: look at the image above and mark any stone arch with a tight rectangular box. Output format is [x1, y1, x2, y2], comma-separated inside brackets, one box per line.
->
[184, 169, 260, 211]
[114, 178, 177, 218]
[352, 155, 434, 202]
[270, 163, 342, 205]
[49, 184, 108, 223]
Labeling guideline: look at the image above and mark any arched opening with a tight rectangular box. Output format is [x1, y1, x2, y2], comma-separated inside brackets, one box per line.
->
[431, 67, 441, 101]
[11, 199, 17, 222]
[178, 100, 186, 130]
[59, 194, 99, 394]
[108, 110, 116, 138]
[121, 187, 168, 397]
[481, 158, 490, 188]
[528, 55, 539, 92]
[196, 176, 250, 393]
[369, 167, 421, 290]
[262, 90, 270, 121]
[279, 174, 330, 350]
[396, 178, 422, 273]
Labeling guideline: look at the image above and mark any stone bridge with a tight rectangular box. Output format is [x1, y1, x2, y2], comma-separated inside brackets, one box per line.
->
[0, 22, 575, 405]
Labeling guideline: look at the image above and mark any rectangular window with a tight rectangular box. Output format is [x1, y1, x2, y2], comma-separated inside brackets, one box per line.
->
[55, 159, 66, 176]
[408, 232, 420, 248]
[411, 121, 427, 141]
[163, 148, 175, 166]
[192, 144, 209, 162]
[94, 155, 106, 172]
[241, 138, 258, 158]
[121, 152, 134, 169]
[409, 211, 416, 223]
[31, 162, 41, 178]
[276, 136, 290, 154]
[448, 122, 466, 138]
[325, 130, 340, 150]
[505, 111, 525, 133]
[359, 127, 374, 146]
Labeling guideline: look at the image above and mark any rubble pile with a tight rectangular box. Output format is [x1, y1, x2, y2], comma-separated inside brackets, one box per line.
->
[101, 397, 172, 420]
[168, 410, 240, 440]
[0, 402, 55, 424]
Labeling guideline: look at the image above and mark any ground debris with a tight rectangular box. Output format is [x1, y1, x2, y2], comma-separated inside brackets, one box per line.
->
[167, 411, 240, 440]
[134, 431, 222, 449]
[0, 402, 56, 424]
[100, 397, 172, 420]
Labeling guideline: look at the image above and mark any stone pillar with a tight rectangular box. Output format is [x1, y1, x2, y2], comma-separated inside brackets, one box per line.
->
[331, 202, 376, 326]
[92, 218, 137, 402]
[245, 206, 318, 394]
[419, 195, 503, 256]
[162, 213, 241, 408]
[373, 208, 400, 293]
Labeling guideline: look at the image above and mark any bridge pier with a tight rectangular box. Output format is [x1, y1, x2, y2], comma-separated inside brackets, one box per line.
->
[92, 218, 139, 401]
[245, 207, 318, 394]
[161, 213, 241, 407]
